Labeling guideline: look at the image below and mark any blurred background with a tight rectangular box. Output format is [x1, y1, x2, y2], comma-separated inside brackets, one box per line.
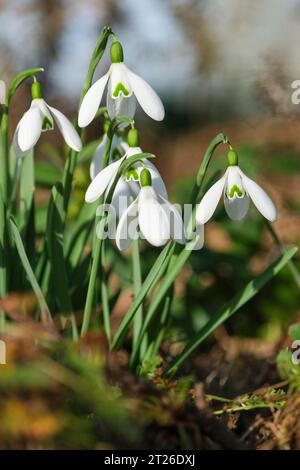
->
[0, 0, 300, 450]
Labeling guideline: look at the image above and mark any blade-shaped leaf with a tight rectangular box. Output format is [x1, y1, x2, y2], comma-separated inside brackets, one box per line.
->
[164, 246, 298, 377]
[130, 237, 200, 366]
[111, 241, 176, 350]
[7, 67, 44, 105]
[47, 183, 73, 315]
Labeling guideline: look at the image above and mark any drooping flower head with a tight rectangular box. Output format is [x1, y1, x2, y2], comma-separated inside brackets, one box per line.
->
[14, 78, 82, 157]
[85, 127, 167, 212]
[116, 168, 184, 250]
[196, 148, 277, 224]
[0, 80, 6, 105]
[78, 41, 165, 127]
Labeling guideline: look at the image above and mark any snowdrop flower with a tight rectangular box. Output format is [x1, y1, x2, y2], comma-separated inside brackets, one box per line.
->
[196, 148, 277, 224]
[14, 79, 82, 156]
[116, 168, 184, 250]
[78, 41, 165, 127]
[85, 128, 167, 214]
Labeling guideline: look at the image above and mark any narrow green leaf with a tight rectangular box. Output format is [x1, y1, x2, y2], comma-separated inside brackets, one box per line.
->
[77, 139, 101, 163]
[10, 218, 52, 321]
[130, 237, 200, 366]
[164, 246, 298, 377]
[19, 150, 35, 253]
[188, 133, 229, 205]
[66, 201, 97, 269]
[101, 241, 111, 344]
[132, 236, 143, 350]
[46, 183, 73, 315]
[0, 191, 7, 326]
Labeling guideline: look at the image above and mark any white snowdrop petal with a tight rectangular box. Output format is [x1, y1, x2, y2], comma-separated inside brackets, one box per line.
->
[18, 105, 43, 152]
[126, 66, 165, 121]
[239, 170, 277, 222]
[78, 71, 110, 127]
[138, 187, 170, 246]
[116, 197, 139, 251]
[196, 175, 227, 224]
[85, 157, 125, 203]
[224, 194, 250, 221]
[47, 105, 82, 152]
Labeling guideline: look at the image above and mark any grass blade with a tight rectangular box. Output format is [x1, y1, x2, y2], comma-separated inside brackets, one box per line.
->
[0, 191, 7, 328]
[130, 237, 200, 367]
[164, 246, 298, 378]
[111, 241, 176, 350]
[132, 236, 143, 350]
[101, 241, 111, 344]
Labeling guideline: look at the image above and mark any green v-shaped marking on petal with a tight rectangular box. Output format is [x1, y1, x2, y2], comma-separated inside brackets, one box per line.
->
[125, 166, 139, 181]
[113, 82, 130, 98]
[229, 184, 243, 198]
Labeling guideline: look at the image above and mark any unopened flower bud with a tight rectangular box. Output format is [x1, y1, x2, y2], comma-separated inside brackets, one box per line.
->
[127, 128, 140, 147]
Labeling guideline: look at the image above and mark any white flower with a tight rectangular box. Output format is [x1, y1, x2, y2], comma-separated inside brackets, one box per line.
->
[116, 170, 184, 250]
[78, 41, 165, 127]
[15, 98, 82, 156]
[196, 165, 277, 224]
[85, 146, 167, 206]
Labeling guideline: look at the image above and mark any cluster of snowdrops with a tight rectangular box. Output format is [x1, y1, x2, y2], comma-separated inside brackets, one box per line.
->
[1, 27, 291, 376]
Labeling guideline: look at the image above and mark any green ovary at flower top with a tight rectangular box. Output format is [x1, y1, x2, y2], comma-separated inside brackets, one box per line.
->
[196, 147, 277, 224]
[78, 40, 165, 127]
[13, 78, 82, 157]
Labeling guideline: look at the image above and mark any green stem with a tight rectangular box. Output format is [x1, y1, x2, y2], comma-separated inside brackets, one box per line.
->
[266, 221, 300, 291]
[101, 240, 111, 344]
[81, 118, 118, 336]
[0, 110, 9, 204]
[131, 135, 229, 367]
[188, 133, 229, 205]
[132, 236, 143, 350]
[70, 314, 79, 341]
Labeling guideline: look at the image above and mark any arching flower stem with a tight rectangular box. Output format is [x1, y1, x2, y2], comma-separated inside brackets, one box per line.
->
[62, 26, 114, 217]
[81, 115, 136, 336]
